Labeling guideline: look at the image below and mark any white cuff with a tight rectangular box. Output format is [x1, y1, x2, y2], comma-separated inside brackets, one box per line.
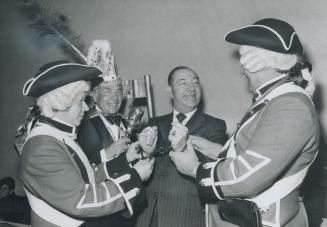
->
[100, 149, 114, 163]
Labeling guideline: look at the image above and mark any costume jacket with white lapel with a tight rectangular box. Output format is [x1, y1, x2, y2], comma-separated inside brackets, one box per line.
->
[77, 109, 139, 227]
[196, 78, 320, 227]
[136, 109, 226, 227]
[77, 109, 129, 166]
[20, 117, 142, 227]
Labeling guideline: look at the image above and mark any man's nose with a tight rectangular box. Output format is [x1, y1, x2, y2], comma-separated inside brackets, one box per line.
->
[188, 83, 197, 91]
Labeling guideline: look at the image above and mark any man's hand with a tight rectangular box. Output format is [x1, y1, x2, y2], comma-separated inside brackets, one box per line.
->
[104, 138, 130, 160]
[126, 141, 142, 162]
[189, 135, 222, 160]
[320, 218, 327, 227]
[168, 122, 188, 152]
[133, 158, 155, 181]
[169, 140, 200, 178]
[138, 126, 158, 158]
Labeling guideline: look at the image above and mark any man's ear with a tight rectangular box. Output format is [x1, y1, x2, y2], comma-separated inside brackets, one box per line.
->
[167, 86, 173, 98]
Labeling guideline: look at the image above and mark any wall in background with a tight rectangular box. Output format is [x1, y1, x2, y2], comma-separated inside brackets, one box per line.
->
[1, 0, 327, 194]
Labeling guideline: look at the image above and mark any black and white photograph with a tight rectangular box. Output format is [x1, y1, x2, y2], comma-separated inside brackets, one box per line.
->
[1, 0, 327, 227]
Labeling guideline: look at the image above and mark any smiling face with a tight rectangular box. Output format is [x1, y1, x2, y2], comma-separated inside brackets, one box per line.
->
[168, 68, 201, 113]
[95, 85, 123, 115]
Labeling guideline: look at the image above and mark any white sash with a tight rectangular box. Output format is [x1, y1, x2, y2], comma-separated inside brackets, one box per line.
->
[25, 123, 95, 183]
[24, 124, 98, 226]
[248, 151, 317, 208]
[234, 83, 316, 209]
[24, 187, 83, 227]
[206, 83, 317, 227]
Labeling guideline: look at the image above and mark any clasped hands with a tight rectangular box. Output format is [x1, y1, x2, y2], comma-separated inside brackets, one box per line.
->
[168, 122, 222, 177]
[130, 126, 158, 181]
[103, 126, 158, 181]
[104, 126, 158, 162]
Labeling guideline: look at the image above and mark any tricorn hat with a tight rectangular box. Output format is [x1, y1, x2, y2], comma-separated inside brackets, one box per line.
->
[224, 18, 303, 55]
[23, 61, 103, 98]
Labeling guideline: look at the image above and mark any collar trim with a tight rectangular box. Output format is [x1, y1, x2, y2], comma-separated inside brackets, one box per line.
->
[37, 116, 76, 138]
[254, 74, 288, 100]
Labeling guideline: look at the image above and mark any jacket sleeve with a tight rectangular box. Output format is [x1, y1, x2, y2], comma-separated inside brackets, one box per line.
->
[194, 117, 227, 162]
[20, 136, 142, 218]
[206, 118, 227, 146]
[196, 95, 319, 200]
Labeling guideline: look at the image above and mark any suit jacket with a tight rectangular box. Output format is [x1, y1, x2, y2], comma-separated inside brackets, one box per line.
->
[196, 81, 320, 227]
[136, 109, 226, 227]
[77, 110, 128, 166]
[77, 111, 136, 227]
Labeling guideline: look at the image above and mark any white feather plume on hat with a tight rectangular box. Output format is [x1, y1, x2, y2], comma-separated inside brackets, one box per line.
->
[239, 45, 298, 73]
[87, 40, 122, 88]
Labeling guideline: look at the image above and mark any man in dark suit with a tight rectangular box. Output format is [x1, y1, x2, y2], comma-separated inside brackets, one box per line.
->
[0, 177, 31, 225]
[77, 41, 157, 227]
[136, 66, 227, 227]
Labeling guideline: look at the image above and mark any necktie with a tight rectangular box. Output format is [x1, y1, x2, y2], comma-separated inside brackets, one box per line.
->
[176, 113, 186, 124]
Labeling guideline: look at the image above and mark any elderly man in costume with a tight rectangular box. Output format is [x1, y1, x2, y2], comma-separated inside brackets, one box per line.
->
[19, 61, 155, 227]
[77, 40, 158, 227]
[78, 40, 157, 167]
[169, 18, 320, 227]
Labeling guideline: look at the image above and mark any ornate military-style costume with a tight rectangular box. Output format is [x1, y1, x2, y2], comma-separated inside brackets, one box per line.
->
[78, 108, 129, 166]
[195, 19, 320, 227]
[19, 62, 144, 227]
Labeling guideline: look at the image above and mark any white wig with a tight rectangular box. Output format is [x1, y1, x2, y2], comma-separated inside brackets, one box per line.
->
[37, 80, 90, 118]
[239, 45, 298, 73]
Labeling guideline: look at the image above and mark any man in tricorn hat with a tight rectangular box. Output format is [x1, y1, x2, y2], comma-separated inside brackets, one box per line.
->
[169, 18, 320, 227]
[19, 61, 155, 227]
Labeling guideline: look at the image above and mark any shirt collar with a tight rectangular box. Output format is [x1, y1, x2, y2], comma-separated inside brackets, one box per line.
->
[95, 105, 104, 115]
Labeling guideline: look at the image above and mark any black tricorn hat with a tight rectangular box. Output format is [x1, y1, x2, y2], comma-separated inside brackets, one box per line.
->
[224, 18, 303, 54]
[23, 61, 103, 98]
